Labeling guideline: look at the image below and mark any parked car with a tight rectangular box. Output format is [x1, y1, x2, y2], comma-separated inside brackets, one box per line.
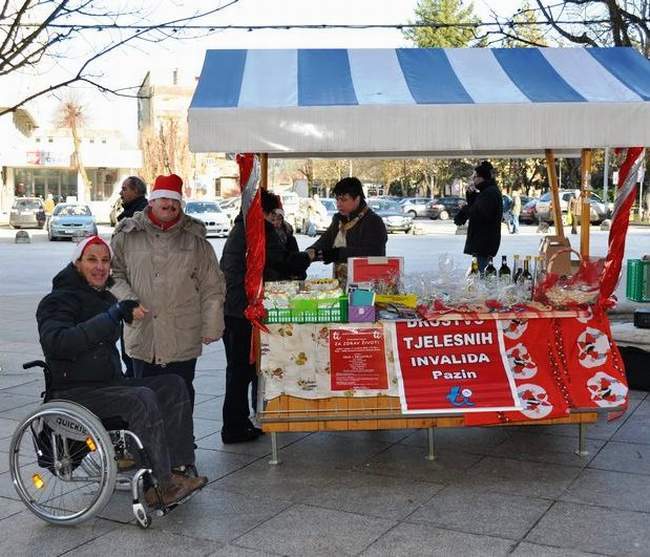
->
[519, 198, 539, 224]
[400, 197, 432, 218]
[184, 200, 231, 237]
[9, 197, 46, 229]
[218, 197, 241, 225]
[536, 190, 608, 225]
[367, 199, 412, 233]
[47, 204, 97, 241]
[426, 196, 467, 220]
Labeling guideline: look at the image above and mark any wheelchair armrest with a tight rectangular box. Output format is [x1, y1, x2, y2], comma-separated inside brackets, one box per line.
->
[23, 360, 47, 370]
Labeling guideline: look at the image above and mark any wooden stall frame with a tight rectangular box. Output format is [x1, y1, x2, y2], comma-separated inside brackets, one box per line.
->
[580, 148, 593, 258]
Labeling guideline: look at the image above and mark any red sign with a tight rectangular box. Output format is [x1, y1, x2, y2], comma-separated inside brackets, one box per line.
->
[393, 320, 520, 414]
[330, 327, 388, 391]
[349, 257, 403, 285]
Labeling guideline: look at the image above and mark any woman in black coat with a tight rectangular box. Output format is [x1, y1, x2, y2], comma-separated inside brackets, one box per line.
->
[454, 161, 503, 273]
[308, 177, 387, 283]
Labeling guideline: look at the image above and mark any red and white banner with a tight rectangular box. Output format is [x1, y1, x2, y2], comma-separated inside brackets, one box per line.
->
[392, 320, 520, 414]
[330, 327, 388, 391]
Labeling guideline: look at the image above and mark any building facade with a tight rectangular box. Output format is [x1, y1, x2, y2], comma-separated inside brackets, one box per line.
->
[138, 68, 239, 199]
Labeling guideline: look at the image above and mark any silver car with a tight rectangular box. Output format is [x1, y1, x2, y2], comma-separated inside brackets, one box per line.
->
[184, 200, 231, 237]
[10, 197, 46, 229]
[400, 197, 432, 218]
[48, 204, 98, 241]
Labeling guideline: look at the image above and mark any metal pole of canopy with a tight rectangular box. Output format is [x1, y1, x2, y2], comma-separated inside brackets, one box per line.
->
[580, 149, 593, 258]
[545, 149, 565, 240]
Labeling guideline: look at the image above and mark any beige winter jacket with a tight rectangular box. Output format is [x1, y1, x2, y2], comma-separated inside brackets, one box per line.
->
[110, 208, 225, 364]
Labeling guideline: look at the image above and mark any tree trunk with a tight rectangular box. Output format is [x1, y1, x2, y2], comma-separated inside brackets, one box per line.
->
[70, 122, 91, 201]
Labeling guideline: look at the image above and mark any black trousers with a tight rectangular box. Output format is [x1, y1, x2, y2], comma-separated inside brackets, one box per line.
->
[53, 375, 195, 482]
[132, 358, 197, 410]
[222, 315, 256, 432]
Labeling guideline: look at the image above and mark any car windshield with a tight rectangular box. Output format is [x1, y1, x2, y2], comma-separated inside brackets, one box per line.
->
[14, 200, 42, 210]
[185, 202, 221, 214]
[54, 205, 91, 216]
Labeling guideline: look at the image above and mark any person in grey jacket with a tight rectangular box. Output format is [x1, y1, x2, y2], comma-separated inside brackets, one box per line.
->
[111, 174, 225, 410]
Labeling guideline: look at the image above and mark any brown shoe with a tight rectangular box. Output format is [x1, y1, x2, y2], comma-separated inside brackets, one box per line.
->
[144, 475, 208, 508]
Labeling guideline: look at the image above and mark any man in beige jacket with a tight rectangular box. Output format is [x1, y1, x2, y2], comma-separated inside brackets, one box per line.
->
[111, 174, 225, 410]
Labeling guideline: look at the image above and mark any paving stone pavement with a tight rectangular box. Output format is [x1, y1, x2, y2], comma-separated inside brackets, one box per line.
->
[2, 232, 650, 555]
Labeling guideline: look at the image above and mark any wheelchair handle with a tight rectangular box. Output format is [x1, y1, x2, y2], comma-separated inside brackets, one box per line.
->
[23, 360, 47, 370]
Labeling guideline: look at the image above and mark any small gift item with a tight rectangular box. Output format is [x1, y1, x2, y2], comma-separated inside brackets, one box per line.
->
[349, 305, 376, 323]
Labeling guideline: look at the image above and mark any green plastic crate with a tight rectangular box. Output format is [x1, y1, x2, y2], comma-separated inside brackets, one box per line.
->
[264, 296, 348, 324]
[626, 259, 650, 302]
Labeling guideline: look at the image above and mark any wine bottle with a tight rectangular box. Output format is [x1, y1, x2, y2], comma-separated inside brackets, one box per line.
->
[467, 257, 479, 277]
[498, 255, 511, 281]
[522, 256, 533, 281]
[485, 257, 497, 277]
[512, 255, 522, 284]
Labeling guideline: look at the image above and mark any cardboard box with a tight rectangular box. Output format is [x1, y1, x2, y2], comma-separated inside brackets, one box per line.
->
[539, 235, 572, 276]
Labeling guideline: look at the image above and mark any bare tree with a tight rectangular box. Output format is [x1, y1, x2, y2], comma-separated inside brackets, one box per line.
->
[0, 0, 239, 117]
[488, 1, 650, 55]
[140, 118, 191, 186]
[55, 95, 91, 199]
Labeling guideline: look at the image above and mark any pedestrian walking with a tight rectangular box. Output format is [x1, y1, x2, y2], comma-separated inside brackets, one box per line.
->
[111, 174, 225, 411]
[510, 186, 522, 234]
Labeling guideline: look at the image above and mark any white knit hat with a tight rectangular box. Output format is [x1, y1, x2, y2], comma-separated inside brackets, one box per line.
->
[71, 235, 113, 262]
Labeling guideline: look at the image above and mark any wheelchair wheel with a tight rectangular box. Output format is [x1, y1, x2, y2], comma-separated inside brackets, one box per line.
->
[9, 401, 117, 525]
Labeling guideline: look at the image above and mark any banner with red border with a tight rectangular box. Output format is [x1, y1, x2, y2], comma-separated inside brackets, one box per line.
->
[391, 320, 521, 414]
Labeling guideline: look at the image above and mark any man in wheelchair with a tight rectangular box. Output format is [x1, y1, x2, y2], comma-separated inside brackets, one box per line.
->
[35, 236, 207, 507]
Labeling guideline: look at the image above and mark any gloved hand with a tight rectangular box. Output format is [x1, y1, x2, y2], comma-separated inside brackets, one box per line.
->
[321, 248, 340, 264]
[107, 300, 140, 324]
[454, 207, 469, 227]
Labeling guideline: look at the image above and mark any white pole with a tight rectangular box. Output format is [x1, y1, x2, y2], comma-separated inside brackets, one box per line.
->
[603, 147, 609, 207]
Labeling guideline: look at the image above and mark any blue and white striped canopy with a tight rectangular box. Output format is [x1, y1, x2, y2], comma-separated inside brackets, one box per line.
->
[188, 48, 650, 156]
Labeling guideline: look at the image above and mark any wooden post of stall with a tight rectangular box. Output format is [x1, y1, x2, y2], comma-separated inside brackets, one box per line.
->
[580, 149, 592, 258]
[545, 149, 565, 239]
[260, 153, 269, 190]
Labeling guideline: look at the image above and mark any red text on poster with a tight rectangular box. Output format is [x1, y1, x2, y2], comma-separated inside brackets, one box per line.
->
[330, 327, 388, 391]
[394, 320, 519, 413]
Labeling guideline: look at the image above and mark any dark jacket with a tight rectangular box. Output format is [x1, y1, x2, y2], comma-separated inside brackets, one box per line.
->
[455, 179, 503, 257]
[220, 213, 311, 318]
[117, 196, 148, 222]
[309, 202, 387, 261]
[36, 264, 123, 391]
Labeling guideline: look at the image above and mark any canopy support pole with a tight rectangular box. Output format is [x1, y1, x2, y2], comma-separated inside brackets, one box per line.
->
[580, 149, 593, 258]
[260, 153, 269, 190]
[545, 149, 565, 240]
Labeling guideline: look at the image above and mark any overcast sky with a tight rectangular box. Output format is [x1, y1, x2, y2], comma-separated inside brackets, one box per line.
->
[11, 0, 525, 137]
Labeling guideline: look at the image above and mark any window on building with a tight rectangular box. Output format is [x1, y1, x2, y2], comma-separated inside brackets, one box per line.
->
[47, 137, 53, 143]
[89, 138, 95, 144]
[35, 138, 41, 143]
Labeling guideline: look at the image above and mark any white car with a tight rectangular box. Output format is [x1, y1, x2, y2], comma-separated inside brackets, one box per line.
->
[184, 200, 231, 237]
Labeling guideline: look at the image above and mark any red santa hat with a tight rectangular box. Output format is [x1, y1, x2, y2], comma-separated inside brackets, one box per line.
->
[71, 235, 113, 262]
[150, 174, 183, 202]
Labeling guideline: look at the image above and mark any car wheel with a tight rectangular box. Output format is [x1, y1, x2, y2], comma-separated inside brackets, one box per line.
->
[408, 210, 417, 219]
[439, 210, 449, 221]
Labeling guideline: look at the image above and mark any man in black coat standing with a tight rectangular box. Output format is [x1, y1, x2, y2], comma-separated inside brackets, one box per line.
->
[454, 161, 503, 273]
[117, 176, 148, 222]
[115, 175, 148, 376]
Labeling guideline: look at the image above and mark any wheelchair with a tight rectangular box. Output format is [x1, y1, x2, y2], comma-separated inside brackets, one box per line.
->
[8, 361, 196, 528]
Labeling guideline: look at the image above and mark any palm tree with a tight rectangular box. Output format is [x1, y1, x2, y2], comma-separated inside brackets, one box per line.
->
[56, 96, 91, 201]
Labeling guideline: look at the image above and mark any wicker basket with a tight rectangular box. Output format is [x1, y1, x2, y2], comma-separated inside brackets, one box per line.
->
[543, 248, 599, 306]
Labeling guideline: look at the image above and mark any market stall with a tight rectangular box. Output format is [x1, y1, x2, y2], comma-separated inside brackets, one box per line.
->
[188, 47, 650, 462]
